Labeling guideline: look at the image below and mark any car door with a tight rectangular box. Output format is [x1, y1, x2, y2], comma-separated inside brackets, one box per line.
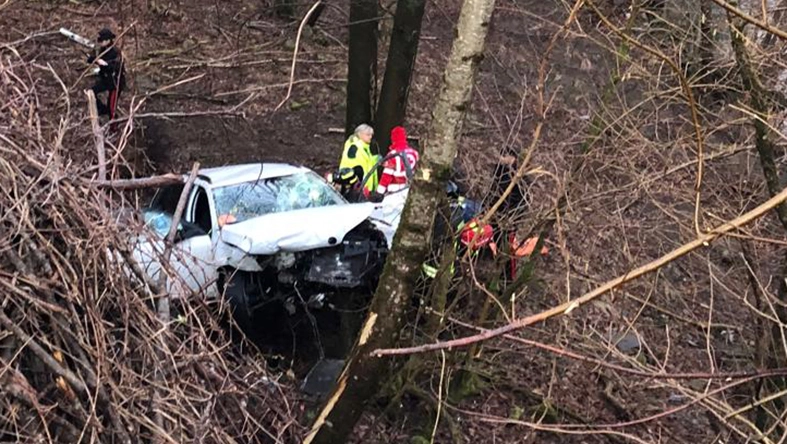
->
[170, 183, 219, 298]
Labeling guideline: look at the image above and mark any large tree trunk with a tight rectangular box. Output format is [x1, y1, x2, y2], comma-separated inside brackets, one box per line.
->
[374, 0, 427, 152]
[302, 0, 496, 441]
[345, 0, 379, 137]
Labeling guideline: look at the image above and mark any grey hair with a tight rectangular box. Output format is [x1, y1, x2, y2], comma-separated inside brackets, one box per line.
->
[354, 124, 374, 137]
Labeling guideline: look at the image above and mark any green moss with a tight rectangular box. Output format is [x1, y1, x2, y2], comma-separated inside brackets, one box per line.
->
[449, 369, 488, 403]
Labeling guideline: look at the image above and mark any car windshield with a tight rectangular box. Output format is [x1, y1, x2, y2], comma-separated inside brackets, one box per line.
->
[213, 171, 345, 223]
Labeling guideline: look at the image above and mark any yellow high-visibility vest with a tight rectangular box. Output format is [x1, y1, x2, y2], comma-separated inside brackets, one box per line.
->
[339, 135, 378, 193]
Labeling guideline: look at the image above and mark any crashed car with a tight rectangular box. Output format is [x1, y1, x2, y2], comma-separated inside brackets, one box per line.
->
[128, 163, 395, 325]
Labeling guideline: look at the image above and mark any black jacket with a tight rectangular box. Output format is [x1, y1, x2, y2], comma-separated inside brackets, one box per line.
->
[492, 160, 529, 215]
[88, 46, 125, 89]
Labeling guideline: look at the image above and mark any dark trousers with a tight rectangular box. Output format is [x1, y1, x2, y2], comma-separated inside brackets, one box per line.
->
[91, 79, 121, 119]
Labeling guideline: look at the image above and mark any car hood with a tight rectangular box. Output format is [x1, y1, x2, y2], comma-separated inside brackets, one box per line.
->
[218, 203, 376, 255]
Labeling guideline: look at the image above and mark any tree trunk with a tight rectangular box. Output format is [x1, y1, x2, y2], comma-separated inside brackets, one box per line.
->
[374, 0, 427, 152]
[345, 0, 378, 137]
[728, 13, 787, 227]
[303, 0, 496, 441]
[728, 6, 787, 436]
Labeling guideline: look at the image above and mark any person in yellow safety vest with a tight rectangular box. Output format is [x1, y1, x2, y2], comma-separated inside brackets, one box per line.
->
[337, 124, 380, 200]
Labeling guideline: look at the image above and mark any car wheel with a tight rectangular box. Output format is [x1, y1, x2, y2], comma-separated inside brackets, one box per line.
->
[221, 269, 253, 331]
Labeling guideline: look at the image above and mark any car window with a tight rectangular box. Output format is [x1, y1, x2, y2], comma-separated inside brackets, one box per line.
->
[146, 184, 211, 240]
[143, 209, 181, 237]
[193, 186, 212, 233]
[150, 184, 185, 215]
[213, 171, 345, 224]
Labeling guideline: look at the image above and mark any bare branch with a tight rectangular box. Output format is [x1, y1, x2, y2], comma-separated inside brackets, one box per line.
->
[85, 89, 107, 182]
[90, 174, 184, 189]
[374, 185, 787, 357]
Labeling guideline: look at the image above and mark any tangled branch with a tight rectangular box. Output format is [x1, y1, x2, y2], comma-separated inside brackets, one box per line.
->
[0, 50, 300, 443]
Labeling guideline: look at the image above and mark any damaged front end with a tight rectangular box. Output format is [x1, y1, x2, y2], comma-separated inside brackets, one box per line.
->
[238, 220, 389, 314]
[305, 220, 388, 288]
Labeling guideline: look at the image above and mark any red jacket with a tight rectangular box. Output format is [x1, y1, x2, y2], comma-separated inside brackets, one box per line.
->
[377, 146, 419, 194]
[377, 126, 418, 195]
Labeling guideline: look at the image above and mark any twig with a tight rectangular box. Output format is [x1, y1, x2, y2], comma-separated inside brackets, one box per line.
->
[152, 162, 199, 442]
[275, 0, 325, 111]
[85, 89, 107, 182]
[711, 0, 787, 41]
[373, 185, 787, 357]
[444, 313, 787, 380]
[0, 30, 60, 48]
[430, 350, 447, 444]
[0, 311, 88, 395]
[587, 0, 705, 236]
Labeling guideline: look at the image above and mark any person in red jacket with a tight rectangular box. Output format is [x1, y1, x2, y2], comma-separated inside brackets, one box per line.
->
[372, 126, 419, 201]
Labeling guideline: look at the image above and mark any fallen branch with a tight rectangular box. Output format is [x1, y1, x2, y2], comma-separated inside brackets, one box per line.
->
[0, 30, 60, 49]
[373, 185, 787, 357]
[111, 109, 243, 124]
[214, 78, 346, 97]
[90, 173, 184, 190]
[85, 89, 107, 182]
[153, 162, 199, 441]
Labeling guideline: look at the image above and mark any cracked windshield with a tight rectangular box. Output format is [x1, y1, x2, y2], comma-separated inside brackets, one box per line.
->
[214, 171, 344, 224]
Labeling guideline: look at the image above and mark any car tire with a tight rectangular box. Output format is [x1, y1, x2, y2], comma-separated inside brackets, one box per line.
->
[221, 269, 253, 331]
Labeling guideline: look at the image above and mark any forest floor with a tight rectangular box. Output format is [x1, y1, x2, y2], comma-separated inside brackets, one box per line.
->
[2, 0, 783, 442]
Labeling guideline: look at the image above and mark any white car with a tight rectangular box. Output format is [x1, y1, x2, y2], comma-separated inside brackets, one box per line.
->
[128, 163, 402, 325]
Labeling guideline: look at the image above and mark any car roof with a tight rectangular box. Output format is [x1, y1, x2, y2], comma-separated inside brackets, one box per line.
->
[196, 163, 310, 188]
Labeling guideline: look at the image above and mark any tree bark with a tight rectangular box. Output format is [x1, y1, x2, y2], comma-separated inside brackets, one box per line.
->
[303, 0, 496, 441]
[728, 7, 787, 435]
[374, 0, 427, 151]
[728, 13, 787, 227]
[345, 0, 379, 137]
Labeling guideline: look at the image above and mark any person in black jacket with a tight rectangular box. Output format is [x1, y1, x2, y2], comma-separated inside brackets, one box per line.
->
[492, 146, 530, 217]
[490, 146, 533, 279]
[87, 28, 126, 119]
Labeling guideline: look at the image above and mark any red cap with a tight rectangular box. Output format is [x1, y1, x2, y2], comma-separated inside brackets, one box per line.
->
[391, 126, 408, 150]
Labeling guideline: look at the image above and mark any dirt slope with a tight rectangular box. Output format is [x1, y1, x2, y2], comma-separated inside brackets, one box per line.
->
[3, 0, 781, 442]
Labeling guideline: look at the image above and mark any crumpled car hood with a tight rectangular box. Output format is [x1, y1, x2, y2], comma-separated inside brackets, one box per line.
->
[218, 203, 376, 255]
